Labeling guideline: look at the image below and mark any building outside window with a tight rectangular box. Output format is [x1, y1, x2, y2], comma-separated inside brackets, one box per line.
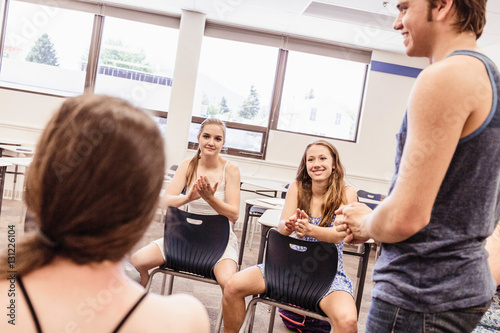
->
[277, 50, 367, 141]
[93, 16, 178, 112]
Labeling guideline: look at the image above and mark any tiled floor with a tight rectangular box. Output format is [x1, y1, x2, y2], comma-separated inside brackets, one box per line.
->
[0, 199, 376, 332]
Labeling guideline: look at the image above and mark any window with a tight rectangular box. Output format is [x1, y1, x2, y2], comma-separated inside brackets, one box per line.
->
[0, 2, 370, 160]
[335, 112, 342, 126]
[192, 36, 278, 155]
[151, 112, 168, 138]
[310, 107, 317, 121]
[0, 1, 94, 95]
[188, 121, 264, 156]
[0, 1, 4, 30]
[94, 17, 178, 111]
[277, 50, 368, 141]
[193, 26, 370, 158]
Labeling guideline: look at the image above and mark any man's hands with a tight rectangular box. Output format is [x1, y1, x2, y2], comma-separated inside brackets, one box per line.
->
[335, 202, 373, 244]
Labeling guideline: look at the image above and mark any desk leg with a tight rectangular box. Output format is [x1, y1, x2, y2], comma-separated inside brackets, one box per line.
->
[12, 165, 18, 199]
[0, 166, 6, 216]
[238, 203, 252, 270]
[257, 225, 271, 265]
[354, 243, 371, 316]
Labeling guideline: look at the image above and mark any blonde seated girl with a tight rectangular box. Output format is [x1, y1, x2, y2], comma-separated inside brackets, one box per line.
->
[131, 118, 241, 292]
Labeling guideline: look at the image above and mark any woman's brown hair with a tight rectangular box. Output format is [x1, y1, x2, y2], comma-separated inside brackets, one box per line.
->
[185, 118, 226, 186]
[0, 94, 165, 278]
[295, 140, 347, 227]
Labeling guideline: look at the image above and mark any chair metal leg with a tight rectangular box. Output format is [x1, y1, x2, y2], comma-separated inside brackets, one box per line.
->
[238, 203, 252, 270]
[248, 216, 259, 250]
[146, 269, 173, 295]
[144, 268, 159, 291]
[167, 275, 174, 295]
[239, 297, 259, 333]
[159, 274, 166, 294]
[214, 304, 223, 333]
[267, 305, 276, 333]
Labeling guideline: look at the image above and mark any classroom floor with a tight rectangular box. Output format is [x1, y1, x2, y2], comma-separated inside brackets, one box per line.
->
[0, 199, 376, 333]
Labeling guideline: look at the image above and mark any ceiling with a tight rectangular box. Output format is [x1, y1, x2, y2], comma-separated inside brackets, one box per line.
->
[97, 0, 500, 56]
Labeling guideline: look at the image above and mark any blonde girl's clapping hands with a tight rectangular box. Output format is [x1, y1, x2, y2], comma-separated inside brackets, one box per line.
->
[186, 182, 201, 202]
[193, 175, 219, 202]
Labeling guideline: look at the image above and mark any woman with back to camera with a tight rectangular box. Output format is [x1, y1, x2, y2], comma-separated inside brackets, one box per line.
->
[130, 118, 241, 291]
[0, 94, 209, 333]
[223, 140, 359, 333]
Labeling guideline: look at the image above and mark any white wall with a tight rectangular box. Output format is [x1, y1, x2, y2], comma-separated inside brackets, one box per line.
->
[0, 89, 65, 144]
[0, 11, 429, 223]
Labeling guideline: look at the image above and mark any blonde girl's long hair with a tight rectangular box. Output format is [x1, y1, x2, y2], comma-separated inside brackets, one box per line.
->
[185, 118, 227, 187]
[295, 140, 347, 227]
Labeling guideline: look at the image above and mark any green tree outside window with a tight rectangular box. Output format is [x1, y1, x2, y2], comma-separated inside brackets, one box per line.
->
[239, 85, 260, 119]
[25, 33, 59, 66]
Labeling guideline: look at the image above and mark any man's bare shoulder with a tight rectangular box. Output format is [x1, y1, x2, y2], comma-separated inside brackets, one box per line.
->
[410, 52, 490, 120]
[418, 52, 489, 90]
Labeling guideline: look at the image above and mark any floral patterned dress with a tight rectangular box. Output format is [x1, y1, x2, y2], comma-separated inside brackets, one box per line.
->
[472, 286, 500, 332]
[258, 216, 353, 299]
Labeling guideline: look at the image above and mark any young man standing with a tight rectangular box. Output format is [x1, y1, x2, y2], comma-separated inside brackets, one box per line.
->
[336, 0, 500, 332]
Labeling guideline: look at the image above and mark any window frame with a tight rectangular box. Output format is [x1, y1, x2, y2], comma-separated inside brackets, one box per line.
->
[0, 0, 180, 98]
[193, 29, 371, 158]
[187, 116, 267, 158]
[0, 0, 371, 160]
[271, 49, 369, 143]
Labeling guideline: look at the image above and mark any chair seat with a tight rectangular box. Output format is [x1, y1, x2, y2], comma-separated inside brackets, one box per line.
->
[163, 207, 229, 279]
[250, 206, 267, 214]
[145, 207, 229, 332]
[238, 229, 338, 333]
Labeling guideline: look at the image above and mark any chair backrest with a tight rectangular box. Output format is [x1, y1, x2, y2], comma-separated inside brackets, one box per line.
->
[166, 164, 178, 179]
[163, 207, 229, 280]
[357, 189, 384, 210]
[262, 229, 338, 316]
[281, 183, 290, 199]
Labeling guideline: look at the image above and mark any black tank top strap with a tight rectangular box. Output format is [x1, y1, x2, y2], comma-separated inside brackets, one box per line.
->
[18, 276, 42, 333]
[112, 292, 148, 333]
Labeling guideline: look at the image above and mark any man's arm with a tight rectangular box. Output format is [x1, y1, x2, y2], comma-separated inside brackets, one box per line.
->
[339, 55, 491, 243]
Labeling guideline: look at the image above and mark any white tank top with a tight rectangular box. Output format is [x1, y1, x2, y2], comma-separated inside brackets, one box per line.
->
[186, 161, 228, 215]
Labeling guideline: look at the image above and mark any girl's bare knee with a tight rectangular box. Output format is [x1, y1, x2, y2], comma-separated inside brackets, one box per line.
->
[333, 315, 357, 333]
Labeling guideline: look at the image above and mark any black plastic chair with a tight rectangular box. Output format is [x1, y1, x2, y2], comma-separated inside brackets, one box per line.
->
[357, 189, 383, 210]
[357, 189, 384, 259]
[239, 228, 338, 333]
[145, 206, 229, 332]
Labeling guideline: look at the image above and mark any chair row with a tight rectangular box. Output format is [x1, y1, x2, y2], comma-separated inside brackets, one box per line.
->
[145, 187, 383, 332]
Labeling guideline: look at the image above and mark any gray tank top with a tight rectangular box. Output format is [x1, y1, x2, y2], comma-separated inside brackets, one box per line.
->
[372, 50, 500, 312]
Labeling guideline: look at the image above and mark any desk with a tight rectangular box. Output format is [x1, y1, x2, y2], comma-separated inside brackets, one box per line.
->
[237, 198, 284, 270]
[0, 145, 35, 156]
[0, 157, 33, 230]
[256, 210, 372, 317]
[0, 160, 13, 216]
[240, 179, 289, 198]
[0, 145, 35, 200]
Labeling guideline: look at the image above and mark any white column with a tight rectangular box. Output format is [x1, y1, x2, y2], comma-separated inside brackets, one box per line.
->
[164, 10, 206, 169]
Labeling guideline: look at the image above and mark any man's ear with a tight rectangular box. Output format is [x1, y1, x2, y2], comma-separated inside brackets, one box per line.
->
[435, 0, 455, 22]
